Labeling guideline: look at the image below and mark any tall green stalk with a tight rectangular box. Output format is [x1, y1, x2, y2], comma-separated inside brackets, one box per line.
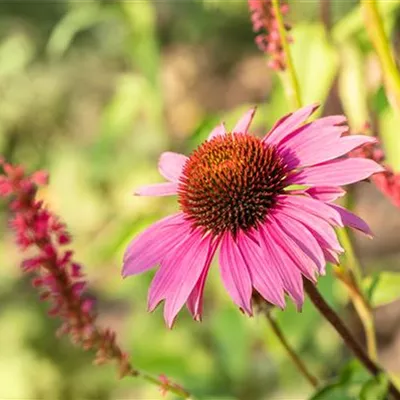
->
[361, 0, 400, 114]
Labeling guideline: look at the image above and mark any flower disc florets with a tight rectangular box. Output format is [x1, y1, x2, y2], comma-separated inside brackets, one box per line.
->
[178, 133, 288, 235]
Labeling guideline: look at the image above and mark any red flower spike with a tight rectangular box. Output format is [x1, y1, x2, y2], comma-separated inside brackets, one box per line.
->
[248, 0, 291, 71]
[0, 159, 189, 398]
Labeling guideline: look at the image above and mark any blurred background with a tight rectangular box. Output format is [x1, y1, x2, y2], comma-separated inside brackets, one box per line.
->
[0, 0, 400, 399]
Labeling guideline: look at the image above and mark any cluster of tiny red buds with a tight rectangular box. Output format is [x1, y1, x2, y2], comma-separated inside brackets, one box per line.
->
[0, 158, 191, 396]
[158, 374, 185, 397]
[350, 131, 400, 208]
[248, 0, 291, 71]
[0, 158, 132, 377]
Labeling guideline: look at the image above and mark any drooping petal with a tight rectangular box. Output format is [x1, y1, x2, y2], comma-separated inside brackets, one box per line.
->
[163, 234, 216, 328]
[305, 186, 346, 202]
[237, 230, 285, 308]
[123, 213, 189, 277]
[324, 248, 340, 265]
[232, 108, 256, 134]
[135, 182, 179, 196]
[278, 194, 343, 226]
[219, 232, 253, 315]
[158, 152, 188, 182]
[272, 208, 326, 274]
[147, 229, 213, 327]
[279, 202, 343, 253]
[263, 103, 319, 145]
[329, 204, 373, 237]
[208, 122, 226, 141]
[266, 215, 318, 282]
[288, 158, 384, 187]
[280, 132, 375, 169]
[259, 223, 305, 309]
[186, 238, 220, 321]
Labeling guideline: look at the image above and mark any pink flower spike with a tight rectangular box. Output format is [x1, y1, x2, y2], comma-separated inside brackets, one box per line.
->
[232, 107, 257, 134]
[122, 106, 379, 326]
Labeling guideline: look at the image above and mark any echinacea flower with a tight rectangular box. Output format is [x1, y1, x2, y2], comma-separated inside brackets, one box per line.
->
[123, 104, 383, 327]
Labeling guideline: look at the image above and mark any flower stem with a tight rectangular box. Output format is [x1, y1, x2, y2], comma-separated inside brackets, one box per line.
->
[266, 312, 319, 388]
[271, 0, 302, 109]
[361, 0, 400, 114]
[253, 294, 319, 387]
[336, 195, 378, 362]
[303, 279, 400, 399]
[334, 266, 378, 362]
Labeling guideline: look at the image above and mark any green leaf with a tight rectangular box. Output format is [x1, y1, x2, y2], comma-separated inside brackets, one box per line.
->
[291, 23, 338, 107]
[364, 272, 400, 307]
[309, 382, 354, 400]
[338, 42, 369, 131]
[379, 107, 400, 172]
[332, 1, 399, 43]
[47, 3, 111, 59]
[359, 374, 389, 400]
[309, 361, 370, 400]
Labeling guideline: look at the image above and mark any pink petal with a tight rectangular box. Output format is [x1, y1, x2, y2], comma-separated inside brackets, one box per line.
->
[232, 108, 256, 134]
[278, 195, 343, 226]
[263, 103, 319, 145]
[329, 204, 373, 237]
[272, 208, 325, 274]
[279, 202, 343, 253]
[186, 238, 220, 321]
[279, 130, 371, 169]
[219, 232, 253, 315]
[147, 229, 213, 327]
[288, 158, 384, 187]
[324, 248, 340, 265]
[259, 223, 305, 309]
[237, 231, 285, 308]
[158, 152, 188, 182]
[305, 186, 346, 202]
[267, 215, 318, 282]
[208, 122, 226, 141]
[123, 213, 189, 277]
[135, 182, 178, 196]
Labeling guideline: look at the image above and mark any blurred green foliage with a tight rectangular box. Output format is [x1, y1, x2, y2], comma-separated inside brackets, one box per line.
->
[0, 1, 400, 400]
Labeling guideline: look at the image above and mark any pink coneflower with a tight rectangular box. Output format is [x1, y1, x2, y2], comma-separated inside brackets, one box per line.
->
[123, 104, 383, 328]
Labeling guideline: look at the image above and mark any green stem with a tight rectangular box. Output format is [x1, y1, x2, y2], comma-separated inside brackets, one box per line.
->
[334, 265, 378, 362]
[304, 280, 400, 400]
[336, 192, 378, 361]
[361, 0, 400, 114]
[337, 228, 363, 284]
[139, 372, 192, 399]
[266, 312, 319, 388]
[271, 0, 302, 109]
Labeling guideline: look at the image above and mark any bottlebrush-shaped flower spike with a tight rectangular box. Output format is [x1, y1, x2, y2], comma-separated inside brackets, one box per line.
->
[123, 104, 383, 328]
[248, 0, 291, 70]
